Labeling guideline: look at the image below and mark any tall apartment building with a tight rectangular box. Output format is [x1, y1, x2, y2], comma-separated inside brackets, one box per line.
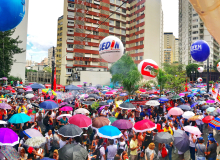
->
[48, 47, 56, 68]
[56, 0, 163, 85]
[175, 38, 179, 62]
[179, 0, 220, 66]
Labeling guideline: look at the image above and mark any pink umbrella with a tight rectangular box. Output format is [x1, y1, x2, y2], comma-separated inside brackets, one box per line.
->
[133, 119, 156, 132]
[59, 107, 73, 111]
[106, 91, 114, 95]
[110, 90, 117, 93]
[206, 100, 215, 104]
[179, 93, 185, 96]
[77, 85, 82, 87]
[118, 89, 122, 91]
[139, 89, 146, 92]
[183, 126, 201, 136]
[69, 114, 92, 128]
[168, 107, 184, 116]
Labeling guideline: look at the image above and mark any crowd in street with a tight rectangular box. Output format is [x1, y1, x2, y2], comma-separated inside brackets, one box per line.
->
[0, 83, 219, 160]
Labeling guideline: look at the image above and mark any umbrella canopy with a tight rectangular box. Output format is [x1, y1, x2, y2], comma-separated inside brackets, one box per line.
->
[31, 103, 39, 108]
[0, 103, 11, 109]
[198, 101, 206, 105]
[58, 144, 88, 160]
[41, 158, 55, 160]
[174, 129, 190, 152]
[30, 83, 45, 89]
[158, 98, 169, 102]
[99, 102, 108, 106]
[31, 96, 38, 101]
[63, 104, 75, 108]
[183, 126, 201, 135]
[105, 91, 114, 95]
[59, 102, 68, 107]
[97, 125, 122, 139]
[112, 119, 133, 130]
[17, 89, 25, 93]
[68, 114, 92, 128]
[209, 116, 220, 130]
[188, 115, 202, 121]
[0, 128, 19, 146]
[206, 107, 216, 113]
[1, 146, 20, 160]
[24, 137, 47, 148]
[23, 129, 43, 138]
[25, 91, 34, 94]
[16, 95, 24, 99]
[56, 114, 72, 120]
[178, 105, 191, 111]
[140, 94, 149, 98]
[145, 100, 160, 106]
[58, 124, 83, 137]
[0, 120, 7, 124]
[65, 85, 83, 90]
[209, 111, 219, 117]
[8, 113, 31, 124]
[190, 102, 198, 108]
[119, 102, 136, 110]
[108, 117, 117, 124]
[179, 93, 185, 96]
[133, 119, 156, 132]
[202, 115, 214, 123]
[39, 101, 58, 110]
[92, 116, 110, 129]
[201, 105, 210, 110]
[182, 111, 195, 119]
[206, 100, 215, 104]
[74, 108, 90, 115]
[59, 107, 73, 111]
[120, 93, 127, 96]
[171, 95, 181, 100]
[25, 94, 34, 99]
[154, 132, 174, 144]
[88, 94, 99, 98]
[168, 107, 184, 116]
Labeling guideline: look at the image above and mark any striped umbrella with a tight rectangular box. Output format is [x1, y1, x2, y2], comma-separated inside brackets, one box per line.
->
[209, 116, 220, 130]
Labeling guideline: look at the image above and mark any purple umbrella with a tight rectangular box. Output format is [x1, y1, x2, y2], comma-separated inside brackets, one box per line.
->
[0, 103, 11, 109]
[90, 87, 96, 90]
[120, 93, 127, 96]
[31, 96, 38, 101]
[0, 128, 19, 146]
[98, 106, 105, 114]
[23, 129, 43, 138]
[59, 102, 68, 107]
[112, 119, 133, 130]
[2, 77, 7, 80]
[83, 82, 87, 84]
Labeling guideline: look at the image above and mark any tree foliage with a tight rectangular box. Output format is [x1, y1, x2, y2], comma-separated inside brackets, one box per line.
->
[25, 68, 37, 77]
[7, 76, 22, 83]
[44, 66, 52, 73]
[163, 62, 184, 75]
[156, 69, 168, 96]
[186, 63, 199, 77]
[0, 30, 25, 77]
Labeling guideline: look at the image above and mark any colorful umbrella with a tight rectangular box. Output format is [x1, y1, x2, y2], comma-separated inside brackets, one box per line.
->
[56, 114, 72, 120]
[0, 128, 19, 146]
[133, 119, 156, 132]
[209, 116, 220, 130]
[8, 113, 31, 124]
[59, 102, 68, 107]
[112, 119, 133, 130]
[24, 137, 47, 148]
[59, 107, 73, 111]
[168, 107, 184, 116]
[171, 95, 181, 100]
[188, 115, 202, 121]
[179, 93, 185, 96]
[58, 124, 83, 137]
[182, 111, 195, 119]
[139, 89, 146, 93]
[190, 102, 198, 108]
[92, 117, 110, 129]
[1, 146, 20, 160]
[183, 126, 201, 135]
[0, 103, 11, 109]
[23, 129, 43, 138]
[158, 98, 169, 102]
[202, 116, 214, 123]
[68, 114, 92, 128]
[31, 96, 38, 101]
[145, 100, 160, 106]
[74, 108, 90, 115]
[97, 125, 122, 139]
[108, 117, 117, 124]
[39, 101, 58, 110]
[25, 94, 35, 99]
[120, 93, 127, 96]
[206, 100, 215, 104]
[206, 107, 216, 113]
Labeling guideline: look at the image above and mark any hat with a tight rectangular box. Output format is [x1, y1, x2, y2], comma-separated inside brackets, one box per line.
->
[209, 137, 215, 142]
[198, 137, 204, 141]
[168, 117, 172, 120]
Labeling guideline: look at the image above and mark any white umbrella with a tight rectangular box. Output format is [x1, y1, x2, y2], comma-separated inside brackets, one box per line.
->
[182, 111, 195, 119]
[24, 137, 47, 148]
[0, 120, 7, 125]
[74, 108, 90, 115]
[56, 114, 72, 120]
[25, 94, 34, 99]
[145, 100, 160, 106]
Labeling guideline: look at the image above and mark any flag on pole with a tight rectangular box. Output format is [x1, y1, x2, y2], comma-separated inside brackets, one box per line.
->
[53, 67, 56, 91]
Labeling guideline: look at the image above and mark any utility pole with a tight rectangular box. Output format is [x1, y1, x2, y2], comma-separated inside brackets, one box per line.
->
[51, 46, 55, 90]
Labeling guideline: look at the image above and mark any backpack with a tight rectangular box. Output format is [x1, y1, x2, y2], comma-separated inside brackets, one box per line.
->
[161, 147, 168, 158]
[43, 116, 49, 126]
[93, 146, 101, 160]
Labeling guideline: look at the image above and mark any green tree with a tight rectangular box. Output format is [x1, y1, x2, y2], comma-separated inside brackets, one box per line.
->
[0, 30, 25, 77]
[163, 62, 184, 75]
[186, 63, 199, 77]
[165, 72, 186, 93]
[214, 59, 220, 72]
[110, 53, 137, 83]
[25, 68, 37, 77]
[44, 66, 52, 73]
[156, 69, 168, 96]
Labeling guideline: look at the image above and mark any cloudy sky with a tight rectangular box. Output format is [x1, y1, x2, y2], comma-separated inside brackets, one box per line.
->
[26, 0, 178, 62]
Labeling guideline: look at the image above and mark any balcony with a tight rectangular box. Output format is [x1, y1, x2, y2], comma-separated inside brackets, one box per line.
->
[67, 32, 74, 35]
[67, 39, 74, 43]
[94, 1, 100, 5]
[66, 72, 72, 75]
[68, 7, 75, 10]
[66, 64, 73, 67]
[68, 23, 74, 26]
[67, 48, 73, 51]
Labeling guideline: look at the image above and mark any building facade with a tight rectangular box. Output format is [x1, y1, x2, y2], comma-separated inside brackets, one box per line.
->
[163, 32, 175, 64]
[48, 47, 56, 68]
[175, 38, 179, 62]
[179, 0, 220, 66]
[56, 0, 163, 85]
[10, 0, 29, 82]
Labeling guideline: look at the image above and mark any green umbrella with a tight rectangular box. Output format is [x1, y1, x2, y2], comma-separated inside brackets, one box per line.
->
[171, 95, 181, 100]
[109, 117, 117, 124]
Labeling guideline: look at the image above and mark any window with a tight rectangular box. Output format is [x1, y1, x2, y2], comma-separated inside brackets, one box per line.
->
[60, 38, 62, 41]
[93, 31, 99, 35]
[85, 38, 91, 42]
[116, 14, 120, 19]
[193, 31, 198, 34]
[136, 42, 138, 46]
[116, 21, 120, 27]
[68, 3, 74, 7]
[110, 5, 114, 10]
[136, 35, 139, 39]
[139, 56, 143, 60]
[137, 13, 140, 17]
[122, 9, 126, 13]
[67, 44, 73, 48]
[140, 41, 143, 45]
[109, 20, 114, 25]
[60, 27, 63, 30]
[110, 0, 114, 3]
[193, 13, 198, 17]
[68, 29, 73, 32]
[135, 49, 138, 53]
[59, 49, 61, 52]
[137, 6, 140, 10]
[60, 33, 62, 36]
[193, 37, 198, 40]
[109, 27, 114, 32]
[121, 29, 126, 35]
[86, 0, 92, 3]
[193, 25, 198, 28]
[67, 69, 72, 72]
[136, 27, 139, 32]
[137, 20, 139, 24]
[135, 57, 138, 60]
[116, 0, 120, 5]
[121, 36, 125, 42]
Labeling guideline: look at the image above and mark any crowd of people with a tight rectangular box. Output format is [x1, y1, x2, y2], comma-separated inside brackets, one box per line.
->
[0, 83, 219, 160]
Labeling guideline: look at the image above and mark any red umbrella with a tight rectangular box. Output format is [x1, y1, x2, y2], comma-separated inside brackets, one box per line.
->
[68, 114, 92, 128]
[106, 91, 114, 95]
[202, 116, 214, 123]
[59, 107, 73, 111]
[133, 119, 156, 132]
[139, 89, 146, 92]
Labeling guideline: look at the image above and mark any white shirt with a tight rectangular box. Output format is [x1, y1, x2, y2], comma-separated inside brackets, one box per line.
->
[45, 133, 53, 150]
[101, 109, 110, 116]
[107, 145, 117, 159]
[59, 139, 67, 148]
[100, 146, 105, 160]
[189, 134, 197, 147]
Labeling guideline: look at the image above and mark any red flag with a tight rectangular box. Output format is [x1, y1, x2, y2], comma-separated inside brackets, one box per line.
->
[53, 67, 56, 91]
[185, 77, 187, 91]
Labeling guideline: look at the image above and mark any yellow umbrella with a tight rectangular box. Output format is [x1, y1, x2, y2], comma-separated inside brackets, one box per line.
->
[189, 0, 220, 44]
[115, 100, 123, 108]
[188, 115, 202, 121]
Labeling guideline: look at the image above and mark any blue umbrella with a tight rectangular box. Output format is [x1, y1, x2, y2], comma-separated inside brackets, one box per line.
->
[39, 101, 58, 110]
[125, 99, 134, 102]
[97, 125, 122, 139]
[8, 113, 31, 124]
[65, 85, 83, 90]
[187, 94, 194, 97]
[107, 99, 114, 103]
[102, 91, 107, 94]
[120, 93, 127, 96]
[158, 98, 169, 101]
[41, 158, 55, 160]
[180, 98, 185, 103]
[30, 83, 45, 90]
[191, 102, 198, 108]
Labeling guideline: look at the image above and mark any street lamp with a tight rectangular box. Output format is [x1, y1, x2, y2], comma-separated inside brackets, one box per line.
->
[204, 62, 213, 93]
[191, 70, 196, 83]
